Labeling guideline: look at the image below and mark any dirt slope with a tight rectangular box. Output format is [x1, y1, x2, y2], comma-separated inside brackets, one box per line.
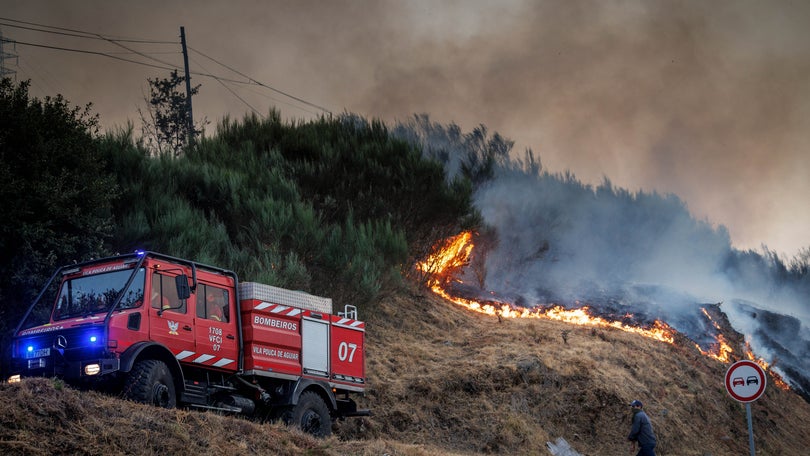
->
[2, 286, 809, 456]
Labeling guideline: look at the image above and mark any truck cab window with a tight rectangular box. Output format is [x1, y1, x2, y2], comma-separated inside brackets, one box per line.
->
[53, 268, 145, 320]
[151, 272, 186, 313]
[197, 284, 229, 322]
[118, 268, 145, 310]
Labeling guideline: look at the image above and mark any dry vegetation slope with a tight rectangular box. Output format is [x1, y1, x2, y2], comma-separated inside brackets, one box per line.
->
[2, 287, 810, 456]
[340, 288, 810, 455]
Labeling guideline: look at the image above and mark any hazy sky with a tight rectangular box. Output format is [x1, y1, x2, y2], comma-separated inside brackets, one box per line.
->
[2, 0, 809, 256]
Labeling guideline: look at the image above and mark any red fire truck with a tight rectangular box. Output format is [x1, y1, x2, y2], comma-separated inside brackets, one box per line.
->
[7, 251, 367, 436]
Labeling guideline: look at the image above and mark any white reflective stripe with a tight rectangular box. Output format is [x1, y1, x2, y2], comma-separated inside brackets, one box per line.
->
[336, 318, 364, 329]
[193, 354, 215, 363]
[213, 358, 235, 368]
[176, 350, 195, 360]
[253, 302, 303, 316]
[333, 322, 365, 332]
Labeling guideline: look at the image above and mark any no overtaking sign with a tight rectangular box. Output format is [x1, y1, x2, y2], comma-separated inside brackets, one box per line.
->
[725, 360, 767, 456]
[725, 360, 767, 403]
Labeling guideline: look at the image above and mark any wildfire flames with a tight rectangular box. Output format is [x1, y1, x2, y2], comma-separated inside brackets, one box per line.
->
[429, 284, 677, 344]
[698, 308, 733, 362]
[744, 341, 791, 390]
[417, 231, 676, 344]
[419, 230, 790, 390]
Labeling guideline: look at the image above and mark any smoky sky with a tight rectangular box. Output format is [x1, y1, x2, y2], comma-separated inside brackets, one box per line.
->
[3, 0, 810, 255]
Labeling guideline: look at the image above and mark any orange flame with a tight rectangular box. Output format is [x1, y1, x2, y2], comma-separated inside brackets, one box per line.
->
[429, 283, 676, 343]
[697, 308, 734, 362]
[417, 231, 473, 280]
[419, 231, 676, 344]
[418, 230, 795, 392]
[745, 341, 791, 390]
[696, 333, 733, 362]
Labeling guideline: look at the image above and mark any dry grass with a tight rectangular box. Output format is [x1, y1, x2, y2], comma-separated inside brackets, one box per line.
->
[344, 287, 810, 455]
[3, 286, 809, 455]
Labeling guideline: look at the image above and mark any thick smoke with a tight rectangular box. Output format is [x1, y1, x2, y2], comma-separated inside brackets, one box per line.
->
[395, 115, 810, 398]
[7, 1, 810, 253]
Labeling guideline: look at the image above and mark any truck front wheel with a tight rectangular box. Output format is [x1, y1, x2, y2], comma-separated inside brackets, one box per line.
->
[123, 359, 176, 408]
[284, 391, 332, 437]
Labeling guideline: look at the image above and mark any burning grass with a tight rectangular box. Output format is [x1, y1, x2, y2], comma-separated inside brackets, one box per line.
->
[418, 230, 795, 388]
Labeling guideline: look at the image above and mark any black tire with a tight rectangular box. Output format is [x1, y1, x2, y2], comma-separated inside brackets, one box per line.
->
[284, 391, 332, 437]
[123, 359, 176, 408]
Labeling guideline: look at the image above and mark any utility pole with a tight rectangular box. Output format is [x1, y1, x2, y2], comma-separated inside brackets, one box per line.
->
[180, 26, 194, 146]
[0, 27, 19, 80]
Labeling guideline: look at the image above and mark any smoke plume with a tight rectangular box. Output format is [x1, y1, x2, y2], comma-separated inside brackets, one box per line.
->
[395, 115, 810, 398]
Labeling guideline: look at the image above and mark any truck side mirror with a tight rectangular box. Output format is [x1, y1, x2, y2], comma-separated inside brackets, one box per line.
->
[175, 275, 191, 300]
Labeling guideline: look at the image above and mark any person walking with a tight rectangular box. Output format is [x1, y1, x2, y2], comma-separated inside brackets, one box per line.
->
[627, 400, 657, 456]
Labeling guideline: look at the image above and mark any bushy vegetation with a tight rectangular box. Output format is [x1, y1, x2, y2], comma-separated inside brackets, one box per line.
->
[0, 79, 116, 347]
[99, 110, 476, 308]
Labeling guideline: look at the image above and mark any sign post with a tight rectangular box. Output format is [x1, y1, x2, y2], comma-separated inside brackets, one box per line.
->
[725, 360, 767, 456]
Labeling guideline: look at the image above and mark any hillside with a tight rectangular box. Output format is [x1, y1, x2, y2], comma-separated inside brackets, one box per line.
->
[3, 285, 809, 456]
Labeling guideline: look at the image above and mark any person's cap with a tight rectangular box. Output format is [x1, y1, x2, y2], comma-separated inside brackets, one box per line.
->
[629, 400, 643, 407]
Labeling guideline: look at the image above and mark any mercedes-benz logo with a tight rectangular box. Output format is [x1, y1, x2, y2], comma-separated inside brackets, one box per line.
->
[55, 335, 67, 349]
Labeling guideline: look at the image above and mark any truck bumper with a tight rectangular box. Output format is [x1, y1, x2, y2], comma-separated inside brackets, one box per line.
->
[12, 355, 120, 381]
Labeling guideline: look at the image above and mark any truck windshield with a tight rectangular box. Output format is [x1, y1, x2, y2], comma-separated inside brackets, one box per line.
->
[52, 268, 145, 321]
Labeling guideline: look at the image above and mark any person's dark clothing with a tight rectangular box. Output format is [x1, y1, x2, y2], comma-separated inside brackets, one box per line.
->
[628, 409, 657, 456]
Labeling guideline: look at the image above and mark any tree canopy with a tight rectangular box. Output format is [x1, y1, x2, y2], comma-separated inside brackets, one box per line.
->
[0, 78, 116, 336]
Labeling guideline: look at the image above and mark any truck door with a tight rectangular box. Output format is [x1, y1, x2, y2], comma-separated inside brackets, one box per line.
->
[148, 271, 195, 356]
[302, 315, 330, 378]
[192, 283, 238, 372]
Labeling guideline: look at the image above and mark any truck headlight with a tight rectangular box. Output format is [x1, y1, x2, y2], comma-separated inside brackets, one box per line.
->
[8, 374, 21, 383]
[84, 364, 101, 376]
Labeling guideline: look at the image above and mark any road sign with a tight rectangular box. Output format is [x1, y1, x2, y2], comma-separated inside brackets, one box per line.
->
[725, 360, 767, 456]
[725, 360, 767, 403]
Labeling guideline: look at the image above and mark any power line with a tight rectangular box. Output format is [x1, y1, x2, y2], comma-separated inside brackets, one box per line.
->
[189, 51, 322, 117]
[4, 36, 244, 84]
[97, 33, 179, 70]
[2, 16, 333, 118]
[189, 53, 262, 117]
[0, 18, 183, 70]
[227, 78, 323, 117]
[0, 17, 176, 44]
[189, 46, 332, 115]
[2, 38, 178, 72]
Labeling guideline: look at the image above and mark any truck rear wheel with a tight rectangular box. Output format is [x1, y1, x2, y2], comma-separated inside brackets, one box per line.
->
[285, 391, 332, 437]
[123, 359, 176, 408]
